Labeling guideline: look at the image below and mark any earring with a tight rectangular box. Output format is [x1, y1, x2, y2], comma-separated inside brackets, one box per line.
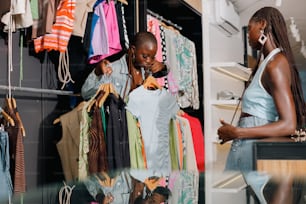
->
[258, 30, 267, 45]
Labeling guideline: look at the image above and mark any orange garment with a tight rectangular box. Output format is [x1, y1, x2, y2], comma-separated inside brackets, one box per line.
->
[137, 122, 147, 169]
[34, 0, 76, 53]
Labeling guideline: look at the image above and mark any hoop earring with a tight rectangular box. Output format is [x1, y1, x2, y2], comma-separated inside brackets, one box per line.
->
[258, 30, 267, 45]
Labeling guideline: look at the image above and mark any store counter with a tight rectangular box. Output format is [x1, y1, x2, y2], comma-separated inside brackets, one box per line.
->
[253, 137, 306, 177]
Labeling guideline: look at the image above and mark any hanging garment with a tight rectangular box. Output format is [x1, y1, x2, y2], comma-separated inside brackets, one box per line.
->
[72, 0, 96, 38]
[34, 0, 76, 53]
[1, 0, 33, 32]
[79, 100, 93, 180]
[126, 86, 179, 175]
[167, 171, 199, 204]
[115, 1, 129, 50]
[126, 110, 146, 169]
[88, 0, 109, 62]
[181, 113, 205, 172]
[169, 118, 180, 170]
[88, 0, 122, 64]
[36, 0, 60, 38]
[4, 99, 26, 193]
[56, 104, 84, 181]
[0, 130, 13, 203]
[174, 33, 200, 109]
[147, 15, 163, 62]
[176, 115, 198, 172]
[88, 97, 108, 174]
[104, 94, 130, 170]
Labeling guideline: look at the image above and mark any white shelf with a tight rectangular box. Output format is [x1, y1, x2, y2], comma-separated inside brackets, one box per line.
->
[211, 100, 241, 109]
[211, 62, 252, 81]
[212, 172, 247, 193]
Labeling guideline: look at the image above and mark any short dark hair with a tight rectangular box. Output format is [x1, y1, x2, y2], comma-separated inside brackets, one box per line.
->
[131, 31, 158, 48]
[152, 186, 171, 200]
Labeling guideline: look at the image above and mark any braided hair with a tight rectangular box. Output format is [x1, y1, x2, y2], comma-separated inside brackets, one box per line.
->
[251, 7, 306, 128]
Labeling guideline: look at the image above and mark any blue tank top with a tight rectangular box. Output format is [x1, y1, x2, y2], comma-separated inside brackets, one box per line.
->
[241, 48, 281, 121]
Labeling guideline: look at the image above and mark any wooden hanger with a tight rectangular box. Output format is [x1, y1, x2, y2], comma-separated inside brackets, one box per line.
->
[143, 76, 162, 90]
[117, 0, 128, 5]
[53, 101, 87, 124]
[160, 22, 180, 34]
[0, 107, 15, 126]
[11, 98, 26, 137]
[98, 83, 119, 108]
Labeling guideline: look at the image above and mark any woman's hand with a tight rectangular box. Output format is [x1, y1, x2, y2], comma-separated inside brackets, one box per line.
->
[94, 59, 112, 76]
[150, 60, 165, 74]
[217, 119, 238, 144]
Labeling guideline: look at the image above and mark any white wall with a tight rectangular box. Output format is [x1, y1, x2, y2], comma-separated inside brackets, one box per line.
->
[209, 25, 244, 63]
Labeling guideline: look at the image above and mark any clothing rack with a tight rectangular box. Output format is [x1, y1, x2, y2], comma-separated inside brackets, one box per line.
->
[146, 9, 182, 31]
[0, 85, 75, 96]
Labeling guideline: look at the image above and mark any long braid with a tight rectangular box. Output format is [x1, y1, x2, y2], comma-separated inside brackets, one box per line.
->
[252, 7, 306, 128]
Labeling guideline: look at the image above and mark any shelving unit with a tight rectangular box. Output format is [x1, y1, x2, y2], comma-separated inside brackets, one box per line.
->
[206, 61, 250, 203]
[211, 62, 252, 81]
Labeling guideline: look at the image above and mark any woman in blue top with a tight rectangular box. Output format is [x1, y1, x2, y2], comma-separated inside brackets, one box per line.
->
[218, 7, 306, 204]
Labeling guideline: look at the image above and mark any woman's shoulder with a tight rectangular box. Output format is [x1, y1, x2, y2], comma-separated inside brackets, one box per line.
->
[265, 53, 290, 76]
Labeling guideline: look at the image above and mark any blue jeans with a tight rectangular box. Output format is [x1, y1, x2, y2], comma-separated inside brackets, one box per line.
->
[225, 116, 272, 204]
[0, 130, 13, 202]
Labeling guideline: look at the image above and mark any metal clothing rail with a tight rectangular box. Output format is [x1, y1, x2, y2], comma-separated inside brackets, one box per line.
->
[146, 9, 183, 31]
[0, 85, 75, 96]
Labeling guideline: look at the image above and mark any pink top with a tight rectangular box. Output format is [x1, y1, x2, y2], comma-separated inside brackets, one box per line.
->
[89, 1, 122, 64]
[147, 15, 163, 62]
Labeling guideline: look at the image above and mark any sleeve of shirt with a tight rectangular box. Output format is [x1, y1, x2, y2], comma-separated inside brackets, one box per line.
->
[81, 69, 111, 100]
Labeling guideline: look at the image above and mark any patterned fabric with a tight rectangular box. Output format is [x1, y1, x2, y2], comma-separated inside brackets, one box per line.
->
[175, 34, 199, 109]
[78, 101, 92, 180]
[147, 15, 163, 62]
[168, 171, 199, 204]
[34, 0, 76, 53]
[4, 100, 26, 193]
[120, 2, 129, 49]
[159, 25, 167, 62]
[88, 98, 108, 173]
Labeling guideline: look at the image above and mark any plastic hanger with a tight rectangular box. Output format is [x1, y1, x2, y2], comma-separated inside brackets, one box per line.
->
[0, 107, 15, 126]
[143, 76, 162, 90]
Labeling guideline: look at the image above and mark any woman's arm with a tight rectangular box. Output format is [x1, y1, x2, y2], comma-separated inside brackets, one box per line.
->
[81, 60, 112, 100]
[218, 54, 296, 143]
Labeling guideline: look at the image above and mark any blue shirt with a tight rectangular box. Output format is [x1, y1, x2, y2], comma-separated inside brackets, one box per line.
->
[81, 54, 130, 100]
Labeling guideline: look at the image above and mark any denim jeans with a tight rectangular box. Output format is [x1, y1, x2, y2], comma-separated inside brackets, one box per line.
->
[225, 116, 272, 204]
[0, 130, 13, 202]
